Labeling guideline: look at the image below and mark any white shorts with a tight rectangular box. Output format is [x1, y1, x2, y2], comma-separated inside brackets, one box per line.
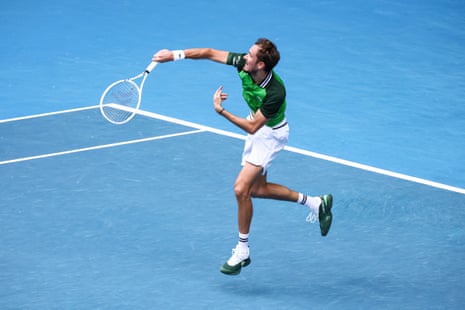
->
[241, 120, 289, 175]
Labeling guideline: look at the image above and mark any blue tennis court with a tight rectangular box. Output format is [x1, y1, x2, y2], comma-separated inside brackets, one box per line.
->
[1, 0, 464, 309]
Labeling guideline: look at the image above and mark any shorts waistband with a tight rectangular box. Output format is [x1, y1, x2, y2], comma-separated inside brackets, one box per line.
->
[270, 119, 288, 130]
[248, 113, 288, 130]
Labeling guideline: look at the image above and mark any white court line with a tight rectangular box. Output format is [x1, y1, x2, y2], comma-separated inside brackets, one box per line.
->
[0, 129, 205, 165]
[136, 109, 465, 195]
[136, 109, 246, 140]
[0, 106, 99, 124]
[284, 146, 465, 195]
[1, 107, 464, 195]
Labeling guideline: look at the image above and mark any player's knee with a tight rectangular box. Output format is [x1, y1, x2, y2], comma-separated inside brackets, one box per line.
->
[234, 182, 250, 201]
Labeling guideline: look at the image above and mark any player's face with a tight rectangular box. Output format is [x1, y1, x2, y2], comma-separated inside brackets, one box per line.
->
[243, 44, 263, 74]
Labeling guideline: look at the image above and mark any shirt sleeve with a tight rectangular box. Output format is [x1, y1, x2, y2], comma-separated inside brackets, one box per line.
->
[226, 52, 246, 71]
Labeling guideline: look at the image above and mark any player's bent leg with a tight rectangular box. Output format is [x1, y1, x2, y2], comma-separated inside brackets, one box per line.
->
[249, 174, 299, 202]
[250, 174, 335, 237]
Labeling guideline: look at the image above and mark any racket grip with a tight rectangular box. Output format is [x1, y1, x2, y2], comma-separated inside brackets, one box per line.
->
[145, 62, 158, 74]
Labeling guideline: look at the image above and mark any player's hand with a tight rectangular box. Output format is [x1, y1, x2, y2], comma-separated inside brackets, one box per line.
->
[213, 86, 228, 113]
[152, 49, 174, 63]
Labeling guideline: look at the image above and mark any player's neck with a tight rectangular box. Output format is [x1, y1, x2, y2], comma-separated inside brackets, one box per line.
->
[251, 70, 269, 85]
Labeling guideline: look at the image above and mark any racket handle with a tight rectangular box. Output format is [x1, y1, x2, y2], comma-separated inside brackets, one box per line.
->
[145, 62, 158, 74]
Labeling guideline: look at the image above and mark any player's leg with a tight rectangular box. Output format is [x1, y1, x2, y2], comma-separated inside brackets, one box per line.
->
[234, 162, 264, 234]
[242, 125, 332, 230]
[250, 172, 299, 201]
[251, 173, 333, 236]
[220, 162, 262, 275]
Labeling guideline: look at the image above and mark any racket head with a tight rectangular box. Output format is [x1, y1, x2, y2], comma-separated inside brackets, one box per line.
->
[99, 79, 142, 125]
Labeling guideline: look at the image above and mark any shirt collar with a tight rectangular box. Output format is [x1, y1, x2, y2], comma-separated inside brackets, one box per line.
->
[259, 71, 273, 88]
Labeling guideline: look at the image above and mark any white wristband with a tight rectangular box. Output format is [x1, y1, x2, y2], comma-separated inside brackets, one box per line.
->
[172, 50, 185, 61]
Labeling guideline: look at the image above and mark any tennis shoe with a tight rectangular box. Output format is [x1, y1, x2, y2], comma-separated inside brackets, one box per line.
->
[319, 194, 333, 236]
[220, 245, 251, 275]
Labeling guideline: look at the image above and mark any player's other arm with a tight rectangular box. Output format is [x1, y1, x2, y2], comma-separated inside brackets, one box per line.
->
[213, 86, 268, 135]
[153, 48, 229, 64]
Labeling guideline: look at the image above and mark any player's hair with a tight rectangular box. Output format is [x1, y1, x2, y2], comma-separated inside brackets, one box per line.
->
[255, 38, 280, 72]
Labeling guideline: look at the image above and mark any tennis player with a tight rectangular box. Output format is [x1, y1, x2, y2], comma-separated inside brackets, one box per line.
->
[153, 38, 333, 275]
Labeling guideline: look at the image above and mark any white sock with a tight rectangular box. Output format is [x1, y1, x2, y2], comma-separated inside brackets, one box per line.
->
[297, 193, 321, 214]
[238, 232, 249, 249]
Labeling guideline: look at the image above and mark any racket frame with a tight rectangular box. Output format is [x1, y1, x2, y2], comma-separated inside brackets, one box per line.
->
[99, 62, 158, 125]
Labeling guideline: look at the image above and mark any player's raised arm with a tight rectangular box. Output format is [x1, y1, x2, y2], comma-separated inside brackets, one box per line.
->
[152, 48, 229, 64]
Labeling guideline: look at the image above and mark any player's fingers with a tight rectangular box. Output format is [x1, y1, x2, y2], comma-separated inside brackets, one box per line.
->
[214, 86, 223, 98]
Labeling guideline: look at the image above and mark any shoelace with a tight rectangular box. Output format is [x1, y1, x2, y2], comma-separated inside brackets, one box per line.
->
[306, 209, 317, 223]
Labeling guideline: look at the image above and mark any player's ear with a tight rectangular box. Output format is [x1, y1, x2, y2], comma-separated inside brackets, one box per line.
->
[257, 60, 266, 71]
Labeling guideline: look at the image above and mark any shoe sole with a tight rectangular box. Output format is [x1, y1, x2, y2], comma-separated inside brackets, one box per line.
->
[319, 194, 333, 236]
[220, 257, 251, 275]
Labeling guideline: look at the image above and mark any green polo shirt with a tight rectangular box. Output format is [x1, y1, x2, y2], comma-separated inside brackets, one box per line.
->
[227, 52, 286, 127]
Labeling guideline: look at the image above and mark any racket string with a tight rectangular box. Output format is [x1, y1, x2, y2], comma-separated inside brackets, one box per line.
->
[101, 80, 141, 124]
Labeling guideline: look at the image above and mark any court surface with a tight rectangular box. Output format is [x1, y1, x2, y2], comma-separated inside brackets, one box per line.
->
[1, 0, 465, 309]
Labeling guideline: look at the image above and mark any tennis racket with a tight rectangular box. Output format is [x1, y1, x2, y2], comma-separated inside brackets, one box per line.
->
[99, 61, 158, 125]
